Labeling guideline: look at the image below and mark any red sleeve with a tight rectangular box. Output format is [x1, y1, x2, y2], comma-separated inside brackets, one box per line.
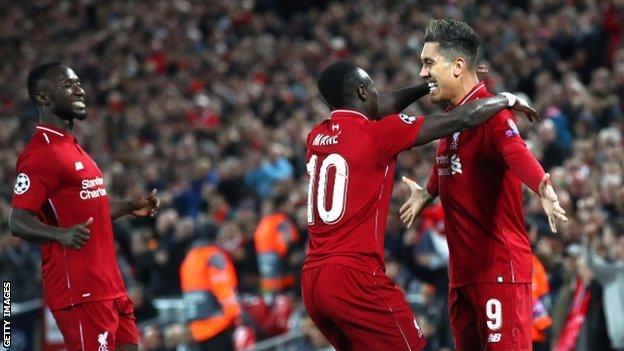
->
[489, 110, 545, 194]
[368, 113, 425, 161]
[11, 146, 61, 212]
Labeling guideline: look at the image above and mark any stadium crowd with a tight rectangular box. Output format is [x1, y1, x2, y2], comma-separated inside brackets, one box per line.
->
[0, 0, 623, 350]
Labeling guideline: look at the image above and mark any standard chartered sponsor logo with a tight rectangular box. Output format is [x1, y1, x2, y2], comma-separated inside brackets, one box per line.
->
[80, 177, 107, 200]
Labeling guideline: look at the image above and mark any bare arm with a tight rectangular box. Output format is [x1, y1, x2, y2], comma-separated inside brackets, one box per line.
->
[110, 189, 159, 220]
[377, 83, 429, 117]
[399, 177, 436, 228]
[413, 95, 538, 146]
[9, 209, 62, 243]
[9, 208, 92, 249]
[110, 200, 137, 220]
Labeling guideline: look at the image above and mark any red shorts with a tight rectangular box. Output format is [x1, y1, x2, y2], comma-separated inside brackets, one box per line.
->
[301, 265, 426, 351]
[52, 295, 139, 351]
[449, 283, 531, 351]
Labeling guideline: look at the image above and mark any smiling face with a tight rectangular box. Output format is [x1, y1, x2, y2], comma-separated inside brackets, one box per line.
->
[39, 66, 87, 121]
[420, 42, 460, 104]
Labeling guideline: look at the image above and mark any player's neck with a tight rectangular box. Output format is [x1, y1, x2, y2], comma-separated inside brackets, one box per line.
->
[451, 73, 480, 106]
[39, 111, 74, 133]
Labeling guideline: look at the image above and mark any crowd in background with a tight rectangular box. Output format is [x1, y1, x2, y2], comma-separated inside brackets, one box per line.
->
[1, 0, 623, 350]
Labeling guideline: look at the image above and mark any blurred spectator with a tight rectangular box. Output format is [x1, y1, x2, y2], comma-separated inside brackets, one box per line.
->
[584, 222, 624, 350]
[166, 223, 241, 351]
[253, 193, 300, 302]
[0, 235, 40, 302]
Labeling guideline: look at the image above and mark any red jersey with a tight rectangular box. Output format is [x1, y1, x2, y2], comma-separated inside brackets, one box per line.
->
[11, 124, 126, 310]
[426, 82, 545, 287]
[303, 109, 424, 273]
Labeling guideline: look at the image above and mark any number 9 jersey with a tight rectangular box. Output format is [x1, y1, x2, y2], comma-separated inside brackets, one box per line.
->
[303, 109, 424, 274]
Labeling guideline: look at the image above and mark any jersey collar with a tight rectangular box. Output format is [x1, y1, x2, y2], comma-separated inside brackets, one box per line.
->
[455, 81, 487, 107]
[35, 123, 75, 142]
[330, 109, 369, 121]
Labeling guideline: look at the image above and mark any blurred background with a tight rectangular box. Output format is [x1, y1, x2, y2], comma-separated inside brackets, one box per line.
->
[0, 0, 623, 350]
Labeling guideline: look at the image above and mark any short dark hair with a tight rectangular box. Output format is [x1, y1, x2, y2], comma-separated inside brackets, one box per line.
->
[424, 19, 479, 68]
[27, 62, 63, 103]
[317, 60, 365, 110]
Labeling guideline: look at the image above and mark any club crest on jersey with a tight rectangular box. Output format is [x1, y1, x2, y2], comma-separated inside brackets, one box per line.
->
[450, 132, 460, 149]
[98, 331, 109, 351]
[14, 173, 30, 194]
[399, 114, 417, 124]
[331, 123, 340, 132]
[505, 119, 519, 137]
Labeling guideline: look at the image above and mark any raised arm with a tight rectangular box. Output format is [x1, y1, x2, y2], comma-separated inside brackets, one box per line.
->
[377, 83, 430, 117]
[413, 93, 538, 146]
[110, 189, 159, 220]
[378, 65, 492, 117]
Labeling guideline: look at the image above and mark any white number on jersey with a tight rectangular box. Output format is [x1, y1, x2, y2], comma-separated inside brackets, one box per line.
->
[486, 298, 503, 331]
[306, 153, 348, 224]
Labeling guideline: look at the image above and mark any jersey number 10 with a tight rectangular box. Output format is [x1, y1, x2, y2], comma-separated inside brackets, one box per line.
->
[306, 153, 349, 225]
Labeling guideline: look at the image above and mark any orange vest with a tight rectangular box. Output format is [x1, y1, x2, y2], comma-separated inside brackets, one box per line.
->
[532, 255, 552, 342]
[180, 243, 241, 342]
[253, 213, 299, 292]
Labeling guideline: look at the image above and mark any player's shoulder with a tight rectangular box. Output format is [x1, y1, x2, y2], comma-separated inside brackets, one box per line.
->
[484, 104, 516, 128]
[17, 133, 60, 166]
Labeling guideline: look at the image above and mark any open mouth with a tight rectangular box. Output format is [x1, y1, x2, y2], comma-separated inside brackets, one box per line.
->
[427, 81, 438, 93]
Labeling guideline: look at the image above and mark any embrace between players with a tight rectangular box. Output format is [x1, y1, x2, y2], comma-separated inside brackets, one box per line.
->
[302, 19, 567, 351]
[9, 16, 566, 351]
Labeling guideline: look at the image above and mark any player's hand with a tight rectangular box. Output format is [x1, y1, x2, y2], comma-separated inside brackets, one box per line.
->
[476, 64, 489, 80]
[399, 176, 431, 228]
[498, 92, 540, 123]
[58, 217, 93, 249]
[538, 173, 568, 233]
[130, 189, 160, 217]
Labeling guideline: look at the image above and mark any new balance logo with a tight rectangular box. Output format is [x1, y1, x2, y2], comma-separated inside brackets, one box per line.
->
[331, 123, 340, 131]
[450, 154, 462, 174]
[487, 333, 502, 343]
[312, 133, 339, 146]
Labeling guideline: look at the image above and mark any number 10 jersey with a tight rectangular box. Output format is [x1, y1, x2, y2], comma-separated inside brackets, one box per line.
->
[303, 109, 424, 274]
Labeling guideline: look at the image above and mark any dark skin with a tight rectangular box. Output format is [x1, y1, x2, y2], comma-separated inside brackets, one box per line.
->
[377, 64, 490, 117]
[9, 66, 158, 351]
[346, 67, 538, 147]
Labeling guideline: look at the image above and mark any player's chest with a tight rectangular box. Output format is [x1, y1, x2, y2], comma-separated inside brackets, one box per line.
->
[435, 130, 487, 178]
[55, 145, 107, 199]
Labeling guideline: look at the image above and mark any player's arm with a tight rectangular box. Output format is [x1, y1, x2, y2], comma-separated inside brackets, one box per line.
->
[377, 65, 491, 117]
[9, 208, 92, 248]
[413, 93, 538, 146]
[399, 177, 435, 228]
[489, 113, 567, 232]
[110, 189, 159, 220]
[377, 83, 429, 117]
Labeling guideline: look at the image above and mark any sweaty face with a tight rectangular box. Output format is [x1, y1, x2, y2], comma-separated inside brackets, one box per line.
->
[420, 42, 458, 104]
[43, 66, 87, 120]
